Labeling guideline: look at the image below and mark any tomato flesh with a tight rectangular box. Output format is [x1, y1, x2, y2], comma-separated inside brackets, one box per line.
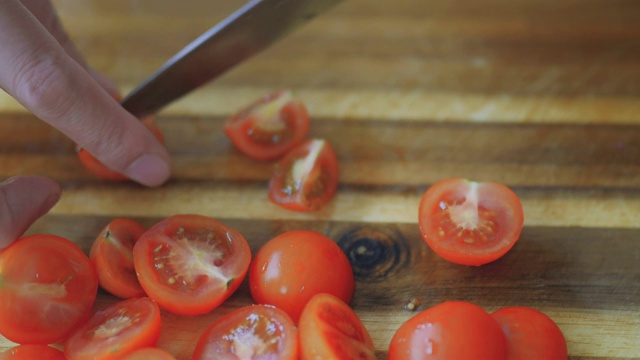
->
[90, 218, 147, 299]
[0, 345, 66, 360]
[491, 306, 567, 360]
[64, 297, 162, 360]
[299, 293, 375, 360]
[0, 234, 98, 344]
[133, 214, 251, 316]
[192, 304, 298, 360]
[418, 178, 524, 266]
[388, 301, 508, 360]
[224, 90, 310, 161]
[123, 347, 176, 360]
[268, 138, 339, 211]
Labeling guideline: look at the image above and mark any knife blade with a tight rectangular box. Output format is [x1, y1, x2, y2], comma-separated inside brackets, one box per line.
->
[120, 0, 344, 119]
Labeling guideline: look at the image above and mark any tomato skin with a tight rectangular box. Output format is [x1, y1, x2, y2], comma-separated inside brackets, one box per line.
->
[224, 90, 310, 161]
[0, 234, 98, 345]
[90, 218, 147, 299]
[268, 138, 339, 212]
[491, 307, 567, 360]
[418, 178, 524, 266]
[0, 345, 67, 360]
[388, 301, 508, 360]
[249, 230, 354, 323]
[299, 293, 375, 360]
[123, 347, 176, 360]
[192, 304, 298, 360]
[133, 214, 252, 316]
[63, 297, 162, 360]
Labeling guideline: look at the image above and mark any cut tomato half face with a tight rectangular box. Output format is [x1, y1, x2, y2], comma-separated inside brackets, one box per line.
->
[63, 297, 162, 360]
[0, 234, 98, 344]
[192, 304, 298, 360]
[418, 178, 524, 266]
[299, 293, 375, 360]
[268, 138, 339, 212]
[90, 218, 147, 299]
[224, 90, 310, 161]
[132, 214, 252, 316]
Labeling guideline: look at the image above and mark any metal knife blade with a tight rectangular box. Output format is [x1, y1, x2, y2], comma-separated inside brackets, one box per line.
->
[120, 0, 344, 119]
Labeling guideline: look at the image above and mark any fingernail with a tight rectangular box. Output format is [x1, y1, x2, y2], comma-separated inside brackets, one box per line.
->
[125, 154, 171, 187]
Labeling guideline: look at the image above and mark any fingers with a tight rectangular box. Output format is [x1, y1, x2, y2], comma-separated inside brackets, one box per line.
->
[0, 1, 171, 187]
[0, 176, 61, 250]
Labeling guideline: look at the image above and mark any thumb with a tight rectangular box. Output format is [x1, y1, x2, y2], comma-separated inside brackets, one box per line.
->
[0, 176, 61, 250]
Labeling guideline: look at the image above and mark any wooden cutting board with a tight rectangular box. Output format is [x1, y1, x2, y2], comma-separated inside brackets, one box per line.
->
[1, 0, 639, 358]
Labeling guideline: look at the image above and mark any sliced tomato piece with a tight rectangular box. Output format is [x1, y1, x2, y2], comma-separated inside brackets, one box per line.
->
[90, 218, 147, 299]
[268, 138, 339, 211]
[0, 234, 98, 344]
[192, 304, 298, 359]
[123, 347, 177, 360]
[224, 90, 310, 161]
[418, 178, 524, 266]
[299, 293, 375, 360]
[77, 117, 164, 180]
[0, 345, 66, 360]
[132, 214, 252, 316]
[491, 306, 567, 360]
[388, 301, 508, 360]
[64, 297, 161, 360]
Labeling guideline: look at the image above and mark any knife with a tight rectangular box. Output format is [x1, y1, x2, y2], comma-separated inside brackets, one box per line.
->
[120, 0, 344, 119]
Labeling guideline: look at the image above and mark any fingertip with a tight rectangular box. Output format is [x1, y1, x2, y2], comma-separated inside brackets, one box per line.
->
[124, 153, 172, 187]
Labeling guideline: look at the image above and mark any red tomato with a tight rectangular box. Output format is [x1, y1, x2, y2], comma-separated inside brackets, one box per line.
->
[224, 90, 310, 161]
[90, 218, 147, 299]
[192, 304, 298, 360]
[418, 178, 524, 266]
[299, 293, 375, 360]
[132, 214, 251, 316]
[249, 230, 354, 323]
[77, 118, 164, 180]
[0, 345, 66, 360]
[64, 297, 161, 360]
[491, 306, 567, 360]
[0, 234, 98, 344]
[388, 301, 508, 360]
[123, 347, 176, 360]
[268, 138, 339, 212]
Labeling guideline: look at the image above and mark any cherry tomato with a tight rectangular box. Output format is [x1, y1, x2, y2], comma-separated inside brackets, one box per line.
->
[268, 138, 339, 212]
[299, 293, 375, 360]
[249, 230, 354, 323]
[388, 301, 508, 360]
[123, 347, 176, 360]
[133, 214, 251, 316]
[0, 234, 98, 344]
[77, 118, 164, 180]
[64, 297, 161, 360]
[491, 306, 567, 360]
[224, 90, 310, 161]
[90, 218, 147, 299]
[418, 178, 524, 266]
[0, 345, 66, 360]
[192, 304, 298, 360]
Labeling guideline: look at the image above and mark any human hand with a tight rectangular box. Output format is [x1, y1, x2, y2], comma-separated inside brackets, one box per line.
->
[0, 1, 171, 248]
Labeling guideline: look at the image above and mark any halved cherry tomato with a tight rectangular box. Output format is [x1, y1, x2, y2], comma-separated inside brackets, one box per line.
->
[90, 218, 147, 299]
[77, 117, 164, 180]
[249, 230, 354, 323]
[299, 293, 375, 360]
[123, 347, 176, 360]
[268, 138, 339, 212]
[418, 178, 524, 266]
[0, 234, 98, 344]
[224, 90, 310, 161]
[388, 301, 508, 360]
[491, 306, 567, 360]
[192, 304, 298, 360]
[0, 345, 66, 360]
[63, 297, 161, 360]
[132, 214, 251, 316]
